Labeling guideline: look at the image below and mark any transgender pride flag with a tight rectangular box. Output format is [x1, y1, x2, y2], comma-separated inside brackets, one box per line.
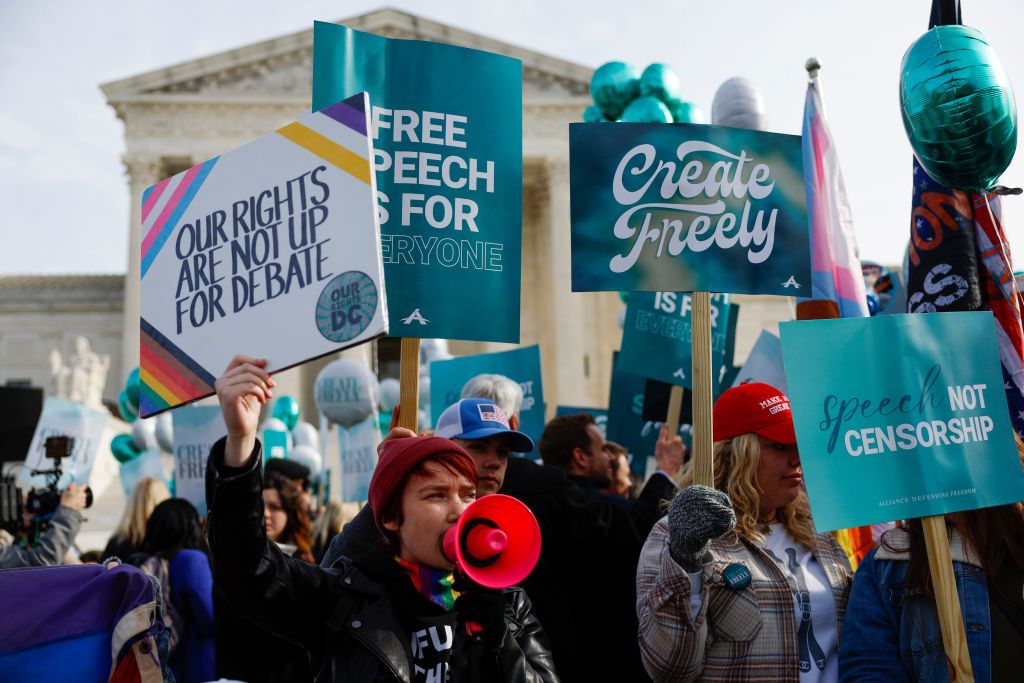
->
[798, 79, 869, 319]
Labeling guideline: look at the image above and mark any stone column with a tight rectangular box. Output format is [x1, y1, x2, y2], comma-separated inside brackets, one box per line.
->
[121, 155, 164, 385]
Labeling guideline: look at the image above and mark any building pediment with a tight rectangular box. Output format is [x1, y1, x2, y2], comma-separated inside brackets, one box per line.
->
[101, 8, 592, 106]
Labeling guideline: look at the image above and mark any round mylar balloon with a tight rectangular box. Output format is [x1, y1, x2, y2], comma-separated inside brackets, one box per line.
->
[668, 100, 706, 124]
[111, 433, 141, 463]
[125, 368, 141, 405]
[583, 105, 604, 123]
[315, 360, 378, 428]
[131, 417, 158, 452]
[711, 77, 766, 130]
[591, 61, 641, 120]
[118, 389, 138, 423]
[379, 378, 400, 413]
[155, 412, 174, 452]
[288, 444, 323, 478]
[291, 420, 320, 450]
[271, 396, 300, 431]
[900, 25, 1017, 190]
[640, 63, 682, 103]
[622, 96, 673, 123]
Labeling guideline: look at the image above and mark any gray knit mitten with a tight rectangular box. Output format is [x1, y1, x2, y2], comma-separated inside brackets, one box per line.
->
[666, 485, 736, 572]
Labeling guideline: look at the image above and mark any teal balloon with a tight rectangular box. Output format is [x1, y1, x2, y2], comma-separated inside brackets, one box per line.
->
[118, 390, 138, 423]
[668, 100, 706, 124]
[124, 368, 141, 406]
[621, 96, 673, 123]
[378, 410, 392, 435]
[617, 291, 630, 305]
[900, 25, 1017, 191]
[582, 105, 604, 123]
[640, 63, 681, 103]
[271, 395, 300, 431]
[590, 61, 640, 120]
[111, 433, 141, 463]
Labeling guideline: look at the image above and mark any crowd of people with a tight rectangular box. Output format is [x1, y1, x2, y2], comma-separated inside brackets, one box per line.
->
[1, 355, 1022, 682]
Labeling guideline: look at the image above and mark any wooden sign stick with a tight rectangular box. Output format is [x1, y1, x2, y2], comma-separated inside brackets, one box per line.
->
[690, 291, 715, 487]
[398, 338, 421, 432]
[921, 515, 974, 682]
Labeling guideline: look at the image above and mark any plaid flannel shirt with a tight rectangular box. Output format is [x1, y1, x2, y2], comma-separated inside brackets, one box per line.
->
[637, 517, 852, 682]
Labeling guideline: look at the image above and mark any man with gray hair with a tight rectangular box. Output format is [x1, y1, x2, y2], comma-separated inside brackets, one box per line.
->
[461, 373, 523, 430]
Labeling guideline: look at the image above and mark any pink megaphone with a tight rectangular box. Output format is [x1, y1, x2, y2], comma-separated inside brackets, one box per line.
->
[442, 494, 541, 589]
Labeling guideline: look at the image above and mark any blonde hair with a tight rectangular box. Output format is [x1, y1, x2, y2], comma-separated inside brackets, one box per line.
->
[113, 477, 170, 547]
[679, 433, 816, 549]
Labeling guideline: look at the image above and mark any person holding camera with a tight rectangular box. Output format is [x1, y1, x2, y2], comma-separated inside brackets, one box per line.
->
[0, 483, 88, 568]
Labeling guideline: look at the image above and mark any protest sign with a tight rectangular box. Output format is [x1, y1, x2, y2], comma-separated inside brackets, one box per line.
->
[21, 397, 108, 487]
[606, 353, 686, 477]
[781, 312, 1024, 532]
[570, 123, 809, 295]
[339, 417, 380, 502]
[554, 406, 609, 438]
[732, 329, 787, 393]
[139, 92, 386, 417]
[619, 291, 732, 391]
[313, 21, 523, 343]
[429, 346, 544, 457]
[172, 406, 225, 517]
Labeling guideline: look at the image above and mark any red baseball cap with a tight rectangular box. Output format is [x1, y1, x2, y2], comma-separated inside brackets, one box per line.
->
[712, 382, 796, 444]
[368, 435, 476, 533]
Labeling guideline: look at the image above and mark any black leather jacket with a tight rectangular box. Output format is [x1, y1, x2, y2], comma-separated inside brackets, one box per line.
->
[205, 438, 559, 683]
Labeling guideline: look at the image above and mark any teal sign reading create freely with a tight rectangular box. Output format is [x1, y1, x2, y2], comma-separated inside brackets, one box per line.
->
[780, 312, 1024, 532]
[313, 22, 523, 343]
[570, 123, 809, 295]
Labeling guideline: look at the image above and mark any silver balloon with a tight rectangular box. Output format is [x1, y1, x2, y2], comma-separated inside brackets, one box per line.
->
[291, 420, 319, 450]
[288, 444, 323, 477]
[711, 77, 766, 130]
[131, 417, 158, 452]
[315, 359, 379, 428]
[154, 412, 174, 453]
[379, 378, 400, 413]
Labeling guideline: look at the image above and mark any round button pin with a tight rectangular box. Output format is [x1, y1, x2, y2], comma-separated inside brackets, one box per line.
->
[722, 563, 752, 590]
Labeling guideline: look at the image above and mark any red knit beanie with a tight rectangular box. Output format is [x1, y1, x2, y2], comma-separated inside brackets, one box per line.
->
[368, 435, 476, 533]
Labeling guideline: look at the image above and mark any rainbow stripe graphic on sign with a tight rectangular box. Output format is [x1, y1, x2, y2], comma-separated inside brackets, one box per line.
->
[140, 318, 217, 415]
[140, 157, 219, 278]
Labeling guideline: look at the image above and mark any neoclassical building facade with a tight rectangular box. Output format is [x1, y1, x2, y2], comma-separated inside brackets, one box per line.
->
[95, 8, 792, 418]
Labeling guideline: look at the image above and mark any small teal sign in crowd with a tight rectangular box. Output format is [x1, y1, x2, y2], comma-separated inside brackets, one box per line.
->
[430, 345, 545, 457]
[618, 291, 733, 393]
[313, 22, 524, 343]
[781, 312, 1024, 532]
[570, 122, 809, 296]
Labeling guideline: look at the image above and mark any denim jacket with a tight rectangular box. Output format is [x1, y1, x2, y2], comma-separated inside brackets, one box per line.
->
[838, 528, 991, 683]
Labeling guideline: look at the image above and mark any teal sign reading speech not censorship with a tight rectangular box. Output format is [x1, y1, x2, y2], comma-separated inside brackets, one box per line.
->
[618, 291, 732, 392]
[570, 123, 809, 295]
[430, 345, 544, 458]
[780, 312, 1024, 532]
[313, 22, 523, 342]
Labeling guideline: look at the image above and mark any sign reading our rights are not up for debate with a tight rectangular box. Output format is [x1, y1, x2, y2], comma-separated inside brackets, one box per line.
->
[570, 123, 809, 295]
[781, 312, 1024, 532]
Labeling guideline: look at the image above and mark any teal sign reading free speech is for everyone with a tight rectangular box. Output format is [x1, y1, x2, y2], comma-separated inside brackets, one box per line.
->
[570, 123, 809, 296]
[313, 21, 523, 343]
[781, 312, 1024, 532]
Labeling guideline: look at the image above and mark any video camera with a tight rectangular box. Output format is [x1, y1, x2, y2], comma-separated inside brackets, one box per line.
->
[0, 436, 92, 534]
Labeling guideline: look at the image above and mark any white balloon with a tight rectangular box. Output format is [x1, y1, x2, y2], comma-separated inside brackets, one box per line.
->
[315, 360, 379, 428]
[155, 412, 174, 452]
[419, 338, 450, 364]
[291, 420, 319, 450]
[711, 77, 766, 131]
[616, 307, 627, 329]
[131, 418, 158, 452]
[288, 444, 322, 477]
[262, 417, 288, 433]
[379, 378, 400, 413]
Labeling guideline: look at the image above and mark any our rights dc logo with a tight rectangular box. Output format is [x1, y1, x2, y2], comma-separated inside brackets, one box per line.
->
[315, 271, 378, 343]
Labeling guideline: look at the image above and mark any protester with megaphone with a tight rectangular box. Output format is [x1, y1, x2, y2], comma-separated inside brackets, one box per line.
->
[207, 355, 558, 683]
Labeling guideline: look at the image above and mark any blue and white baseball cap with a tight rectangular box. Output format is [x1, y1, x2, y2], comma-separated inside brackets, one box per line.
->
[434, 398, 534, 452]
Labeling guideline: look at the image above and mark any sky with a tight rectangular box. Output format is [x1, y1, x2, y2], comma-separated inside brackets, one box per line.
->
[2, 0, 1023, 275]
